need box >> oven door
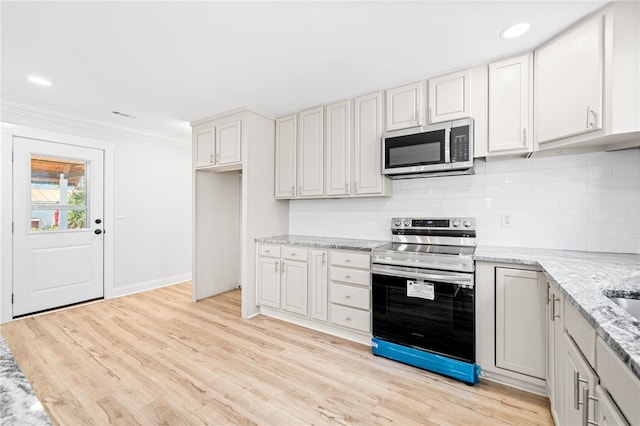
[372,265,475,363]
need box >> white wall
[1,105,192,308]
[290,150,640,254]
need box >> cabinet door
[281,259,308,316]
[194,127,215,167]
[428,69,470,123]
[325,100,351,196]
[309,250,328,321]
[353,92,384,195]
[535,15,603,144]
[488,54,532,153]
[563,333,598,426]
[595,385,629,426]
[495,268,546,379]
[216,120,242,165]
[298,107,324,197]
[546,281,564,425]
[385,81,424,131]
[257,257,280,308]
[275,114,297,198]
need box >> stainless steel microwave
[382,118,474,178]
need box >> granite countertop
[475,246,640,380]
[256,235,387,252]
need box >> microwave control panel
[450,125,469,162]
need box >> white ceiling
[1,1,609,144]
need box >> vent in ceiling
[111,111,136,119]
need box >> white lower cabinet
[475,262,548,395]
[563,332,598,426]
[309,249,328,321]
[595,385,629,426]
[546,280,564,425]
[256,243,372,343]
[329,251,371,334]
[281,258,308,316]
[495,268,546,379]
[256,244,281,308]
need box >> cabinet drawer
[258,244,281,258]
[564,300,596,366]
[596,337,640,426]
[331,251,370,269]
[330,266,370,287]
[330,304,370,333]
[282,246,308,261]
[330,283,370,310]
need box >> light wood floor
[1,283,553,425]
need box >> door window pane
[30,156,87,231]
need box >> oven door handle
[372,266,473,287]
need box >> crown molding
[0,97,191,149]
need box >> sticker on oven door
[407,280,435,300]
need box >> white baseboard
[259,306,372,346]
[112,273,192,298]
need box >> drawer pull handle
[345,275,351,279]
[574,371,588,410]
[291,253,296,256]
[582,387,598,426]
[345,259,351,263]
[344,295,351,299]
[265,250,270,253]
[345,317,351,321]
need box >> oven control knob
[403,219,411,227]
[394,219,402,227]
[452,220,461,227]
[463,220,472,228]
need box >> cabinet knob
[345,259,351,263]
[345,275,351,279]
[345,317,351,321]
[344,295,351,299]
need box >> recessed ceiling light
[500,23,531,39]
[27,75,53,87]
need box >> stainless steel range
[371,217,479,384]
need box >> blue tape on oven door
[407,280,435,300]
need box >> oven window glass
[372,274,475,363]
[384,130,445,169]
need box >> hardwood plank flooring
[1,283,553,425]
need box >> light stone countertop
[255,235,387,252]
[475,246,640,380]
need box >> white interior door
[12,137,104,317]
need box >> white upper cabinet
[194,126,215,168]
[192,117,243,170]
[354,91,387,196]
[535,14,603,144]
[488,54,533,155]
[215,120,242,165]
[385,81,424,131]
[534,1,639,151]
[325,100,352,196]
[275,114,297,198]
[428,69,470,124]
[298,107,324,197]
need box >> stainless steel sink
[608,297,640,321]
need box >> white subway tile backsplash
[289,151,640,254]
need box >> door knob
[94,229,103,235]
[95,219,102,224]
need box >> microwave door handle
[444,128,451,163]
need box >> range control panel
[391,217,475,230]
